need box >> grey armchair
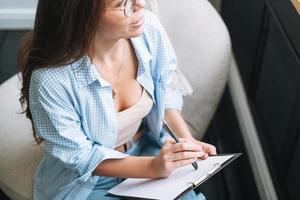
[158,0,231,138]
[0,0,231,199]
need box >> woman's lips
[130,16,144,27]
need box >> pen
[161,119,198,170]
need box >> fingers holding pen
[172,157,198,169]
[161,138,203,162]
[172,151,204,162]
[170,138,206,159]
[192,140,217,158]
[153,138,206,178]
[171,139,203,152]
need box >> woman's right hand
[150,138,205,178]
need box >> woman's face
[98,0,145,40]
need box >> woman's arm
[93,110,215,179]
[92,156,155,178]
[92,138,204,179]
[164,109,194,140]
[92,110,214,179]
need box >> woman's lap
[87,177,121,200]
[87,138,206,200]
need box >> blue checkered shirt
[29,11,184,200]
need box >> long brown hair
[18,0,103,143]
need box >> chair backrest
[158,0,231,138]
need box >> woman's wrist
[149,157,159,178]
[149,154,170,179]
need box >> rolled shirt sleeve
[29,72,128,182]
[165,69,194,111]
[149,12,193,111]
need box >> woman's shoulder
[30,62,75,93]
[144,10,161,29]
[143,10,166,41]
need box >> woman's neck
[91,33,125,68]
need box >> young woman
[18,0,216,199]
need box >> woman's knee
[139,144,161,156]
[181,190,206,200]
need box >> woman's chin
[129,26,145,38]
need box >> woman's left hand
[181,138,217,160]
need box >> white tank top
[115,88,153,148]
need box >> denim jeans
[87,136,206,200]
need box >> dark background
[197,0,300,200]
[0,31,26,84]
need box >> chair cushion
[0,75,43,200]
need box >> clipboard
[107,153,242,200]
[175,153,242,200]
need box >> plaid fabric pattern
[29,11,183,200]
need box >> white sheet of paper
[108,155,234,200]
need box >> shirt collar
[71,35,153,89]
[71,56,99,89]
[130,36,152,64]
